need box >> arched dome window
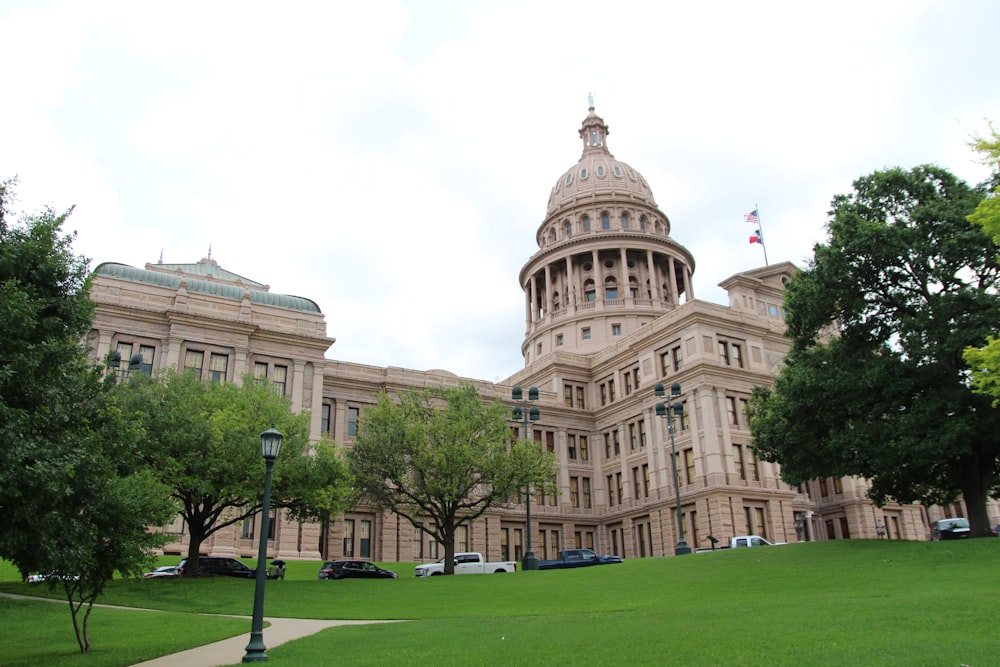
[553,291,560,310]
[584,279,596,302]
[605,276,618,300]
[601,212,610,230]
[621,212,630,229]
[640,215,647,231]
[629,276,639,298]
[597,165,605,176]
[564,221,572,238]
[581,215,591,232]
[549,228,557,244]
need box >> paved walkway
[2,592,398,667]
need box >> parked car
[413,552,516,577]
[537,549,623,570]
[178,556,256,578]
[318,560,398,580]
[931,518,971,541]
[143,565,182,578]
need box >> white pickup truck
[731,535,784,548]
[413,552,517,577]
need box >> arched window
[584,279,596,302]
[629,276,639,298]
[605,277,618,300]
[564,221,572,238]
[639,215,647,231]
[601,212,610,230]
[553,291,561,310]
[581,215,591,232]
[621,212,630,229]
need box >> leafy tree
[350,382,555,574]
[963,122,1000,403]
[116,369,353,574]
[748,165,1000,537]
[0,179,175,652]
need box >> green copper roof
[94,262,322,314]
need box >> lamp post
[511,386,540,571]
[242,424,284,663]
[107,350,144,383]
[655,382,692,556]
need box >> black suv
[318,560,397,580]
[931,518,971,541]
[179,556,256,578]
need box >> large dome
[546,107,657,216]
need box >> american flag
[744,209,760,225]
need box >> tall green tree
[748,165,1000,537]
[116,369,353,574]
[963,122,1000,403]
[0,179,175,652]
[350,383,555,574]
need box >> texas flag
[749,229,763,245]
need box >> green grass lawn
[3,539,999,666]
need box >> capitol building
[89,105,962,564]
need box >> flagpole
[755,203,770,266]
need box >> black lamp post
[242,424,284,663]
[511,386,540,571]
[655,382,692,556]
[108,350,144,382]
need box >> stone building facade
[88,105,990,564]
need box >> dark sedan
[318,560,397,580]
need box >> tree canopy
[748,165,1000,537]
[115,368,354,574]
[350,383,555,574]
[0,179,175,652]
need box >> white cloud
[1,0,997,380]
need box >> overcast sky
[2,1,998,382]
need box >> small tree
[350,382,555,574]
[116,369,353,574]
[0,179,175,652]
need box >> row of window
[320,403,361,437]
[115,340,292,395]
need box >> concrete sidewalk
[1,592,398,667]
[131,616,399,667]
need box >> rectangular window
[839,517,850,539]
[321,403,332,434]
[582,327,591,340]
[660,351,670,377]
[632,467,640,500]
[819,478,829,497]
[185,350,205,376]
[600,383,607,406]
[639,420,647,448]
[748,449,760,482]
[266,509,277,540]
[343,519,355,557]
[642,464,650,498]
[359,520,372,558]
[272,364,288,395]
[613,430,620,455]
[719,340,731,366]
[580,436,589,461]
[457,525,469,552]
[209,353,228,383]
[604,433,612,458]
[629,423,637,450]
[570,477,580,508]
[567,434,577,460]
[615,473,623,506]
[576,386,585,409]
[624,371,632,395]
[254,362,268,382]
[733,444,746,480]
[633,366,640,389]
[608,380,616,402]
[680,402,690,431]
[607,475,615,506]
[833,477,844,494]
[347,407,360,436]
[672,345,683,371]
[726,397,738,425]
[501,528,510,561]
[556,334,564,346]
[612,323,622,336]
[583,477,592,508]
[564,384,573,407]
[241,516,254,540]
[546,431,555,453]
[732,343,744,368]
[136,345,155,376]
[684,449,695,485]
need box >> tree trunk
[959,454,995,537]
[184,516,208,577]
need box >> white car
[143,565,182,578]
